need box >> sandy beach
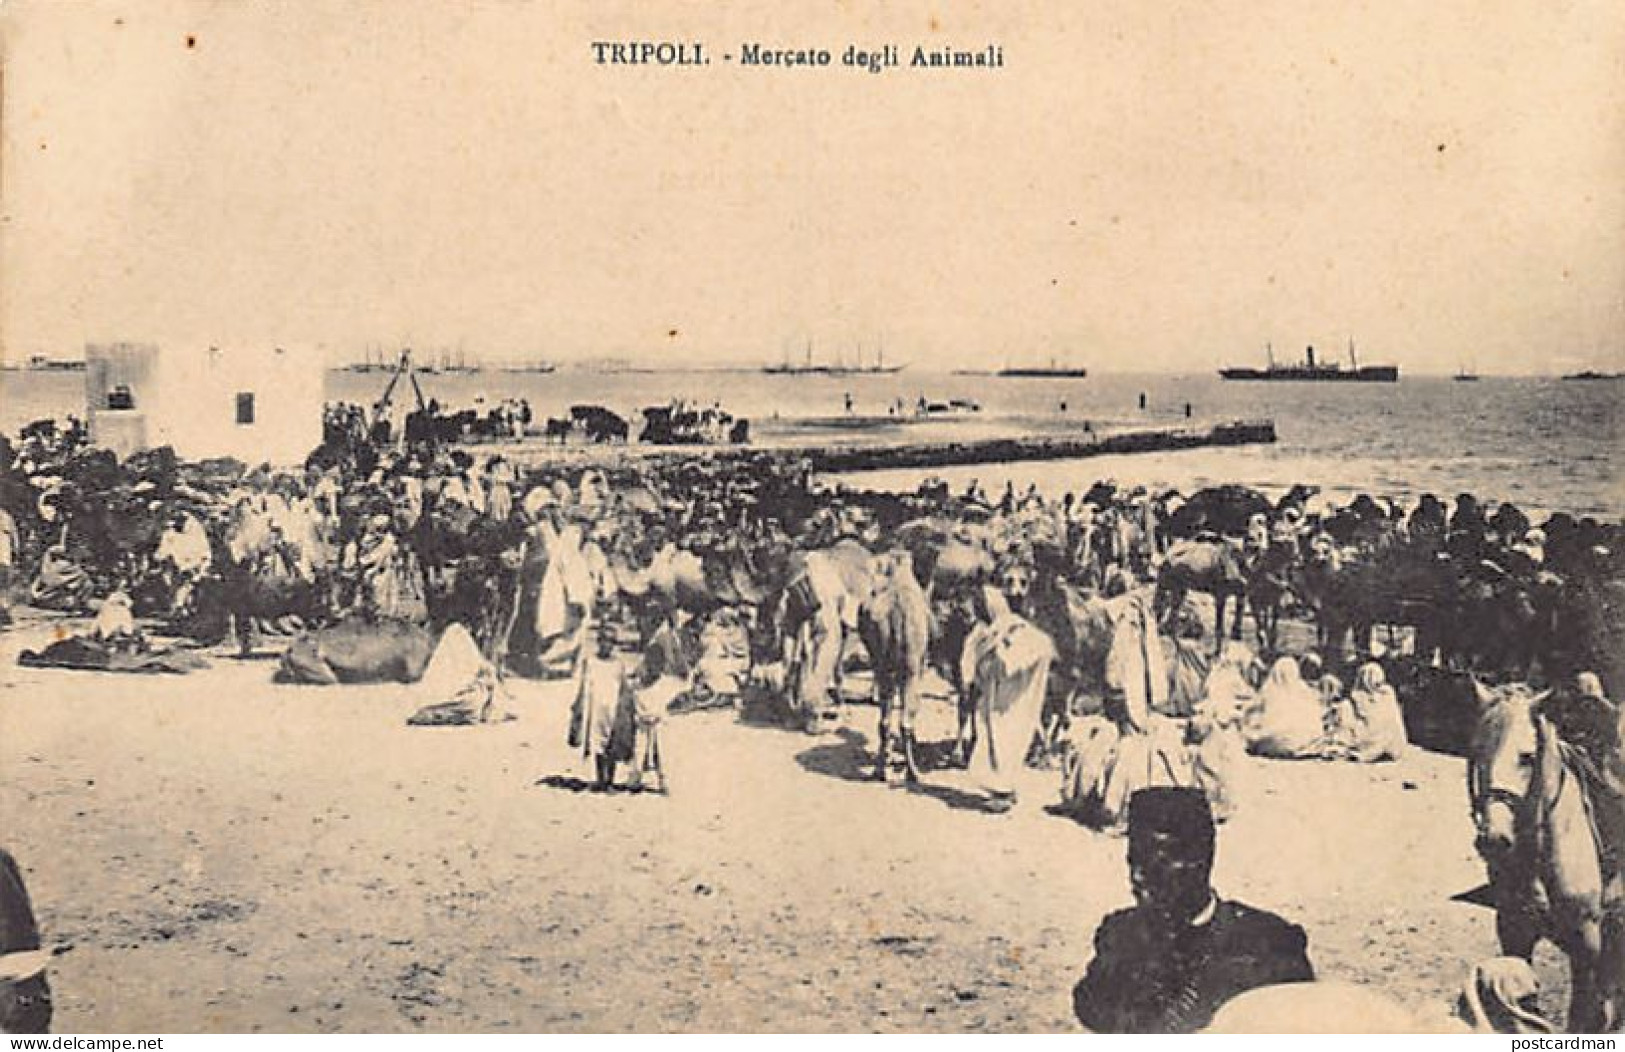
[3,0,1618,1033]
[0,614,1572,1033]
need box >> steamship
[1220,341,1398,382]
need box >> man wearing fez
[1073,787,1314,1033]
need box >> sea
[3,368,1618,520]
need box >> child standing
[569,625,631,790]
[626,645,686,795]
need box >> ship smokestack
[1306,345,1316,368]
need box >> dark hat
[1127,788,1215,848]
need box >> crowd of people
[0,410,1618,790]
[0,410,1620,1032]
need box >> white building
[86,343,325,465]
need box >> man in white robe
[961,586,1055,808]
[155,510,214,613]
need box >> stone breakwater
[494,419,1278,475]
[800,420,1277,474]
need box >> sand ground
[0,617,1571,1033]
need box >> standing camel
[858,550,932,783]
[1153,538,1249,650]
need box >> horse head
[1469,681,1552,863]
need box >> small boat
[916,398,982,416]
[1454,366,1480,382]
[0,354,87,372]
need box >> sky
[2,0,1623,375]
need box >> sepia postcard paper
[0,0,1621,1037]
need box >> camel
[276,616,437,685]
[1154,538,1249,649]
[858,550,932,783]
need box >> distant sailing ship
[422,348,478,375]
[1220,340,1399,382]
[995,355,1088,379]
[497,359,558,374]
[1454,363,1480,382]
[349,346,480,375]
[343,347,395,374]
[578,358,655,374]
[764,340,906,376]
